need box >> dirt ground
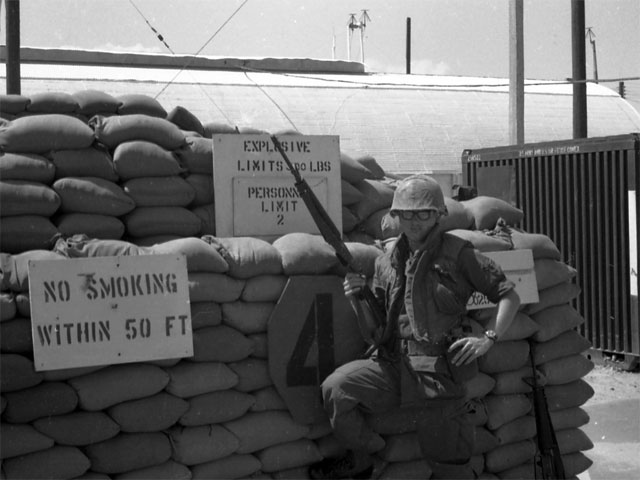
[583,363,640,405]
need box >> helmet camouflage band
[390,174,448,216]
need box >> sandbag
[249,332,268,359]
[525,281,582,315]
[544,379,594,411]
[478,340,529,374]
[203,236,283,278]
[0,152,56,183]
[351,179,396,220]
[124,206,202,237]
[41,365,105,382]
[13,292,29,318]
[533,259,577,290]
[472,310,540,342]
[49,147,119,181]
[0,292,17,322]
[190,301,223,329]
[191,325,254,362]
[340,151,374,183]
[484,394,532,430]
[190,453,262,480]
[464,371,496,399]
[27,92,78,113]
[0,423,54,459]
[379,459,432,480]
[461,196,524,230]
[84,432,172,474]
[55,213,125,239]
[561,451,593,477]
[167,105,206,136]
[510,230,561,260]
[241,274,288,302]
[341,179,364,205]
[53,176,135,215]
[168,424,240,465]
[381,432,421,462]
[175,136,213,173]
[222,301,274,334]
[187,272,245,303]
[223,411,309,454]
[491,365,541,395]
[0,316,32,353]
[0,114,95,153]
[0,94,30,114]
[0,215,60,253]
[361,208,391,239]
[335,242,383,278]
[192,203,216,235]
[32,411,120,446]
[122,176,195,207]
[90,114,185,150]
[67,363,169,411]
[532,329,592,365]
[538,354,594,385]
[492,414,537,445]
[0,250,63,292]
[556,427,593,454]
[0,354,43,393]
[440,197,475,231]
[484,439,536,473]
[251,386,287,412]
[258,439,323,473]
[53,234,149,257]
[147,237,228,273]
[531,304,585,342]
[448,229,513,252]
[165,361,238,398]
[107,392,189,432]
[117,94,167,118]
[71,89,120,116]
[179,389,255,426]
[112,140,185,180]
[184,173,214,206]
[228,358,273,392]
[2,445,90,479]
[549,407,590,431]
[273,233,339,275]
[113,460,192,480]
[473,426,501,455]
[0,180,61,216]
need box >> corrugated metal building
[2,48,640,182]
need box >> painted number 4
[286,293,335,386]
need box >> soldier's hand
[343,273,366,297]
[448,336,493,366]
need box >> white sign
[213,134,342,239]
[28,255,193,371]
[467,249,539,310]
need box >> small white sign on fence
[28,255,193,371]
[466,249,539,310]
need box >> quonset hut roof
[2,48,639,176]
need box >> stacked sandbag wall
[1,92,396,254]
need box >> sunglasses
[392,210,437,221]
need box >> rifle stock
[270,135,390,347]
[527,341,566,479]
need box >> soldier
[310,175,521,479]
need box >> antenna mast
[347,10,371,63]
[586,27,598,83]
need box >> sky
[1,0,639,110]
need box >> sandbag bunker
[1,91,594,479]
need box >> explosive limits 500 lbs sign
[28,255,193,371]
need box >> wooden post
[5,0,21,94]
[509,0,524,145]
[406,17,411,75]
[572,0,588,138]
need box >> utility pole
[5,0,21,94]
[571,0,587,139]
[586,27,598,83]
[509,0,525,145]
[347,10,371,64]
[406,17,411,74]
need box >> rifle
[270,135,390,350]
[527,340,566,479]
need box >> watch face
[485,330,498,342]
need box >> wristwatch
[484,330,499,343]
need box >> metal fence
[462,134,640,361]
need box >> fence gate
[462,134,640,367]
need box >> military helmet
[390,174,448,216]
